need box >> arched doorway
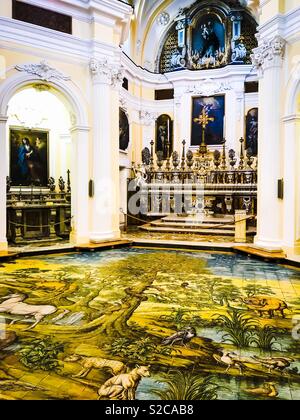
[0,72,90,250]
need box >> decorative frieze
[15,60,70,82]
[139,110,158,126]
[185,79,232,96]
[251,35,286,76]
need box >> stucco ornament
[15,61,70,82]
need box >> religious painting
[190,14,226,70]
[119,109,130,151]
[191,96,225,146]
[245,108,258,156]
[10,128,49,187]
[156,114,173,159]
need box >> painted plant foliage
[0,249,299,400]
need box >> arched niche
[155,114,173,159]
[119,108,130,151]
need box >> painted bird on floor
[245,382,278,398]
[213,351,245,375]
[162,326,197,347]
[251,356,294,374]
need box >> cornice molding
[257,7,300,43]
[282,114,300,123]
[119,89,174,124]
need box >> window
[12,0,72,34]
[122,78,129,91]
[155,89,174,100]
[245,82,259,93]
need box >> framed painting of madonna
[10,127,49,187]
[191,95,225,146]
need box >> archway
[283,80,300,249]
[0,71,90,250]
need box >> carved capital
[111,65,125,89]
[15,61,70,82]
[89,58,124,88]
[251,35,286,76]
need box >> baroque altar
[131,137,257,237]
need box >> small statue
[58,176,66,192]
[132,163,147,189]
[170,46,187,69]
[48,177,56,192]
[142,147,151,166]
[231,37,247,63]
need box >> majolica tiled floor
[0,248,299,400]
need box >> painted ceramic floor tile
[0,248,299,400]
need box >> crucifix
[194,108,215,154]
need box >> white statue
[132,164,147,188]
[171,46,187,68]
[231,38,247,62]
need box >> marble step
[150,221,235,230]
[162,216,234,224]
[140,224,236,235]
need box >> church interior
[0,0,300,401]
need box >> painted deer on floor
[0,294,57,330]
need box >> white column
[0,116,8,250]
[69,125,90,245]
[252,36,286,250]
[119,167,129,228]
[233,84,246,151]
[173,87,185,151]
[283,115,300,250]
[181,93,192,149]
[89,58,122,243]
